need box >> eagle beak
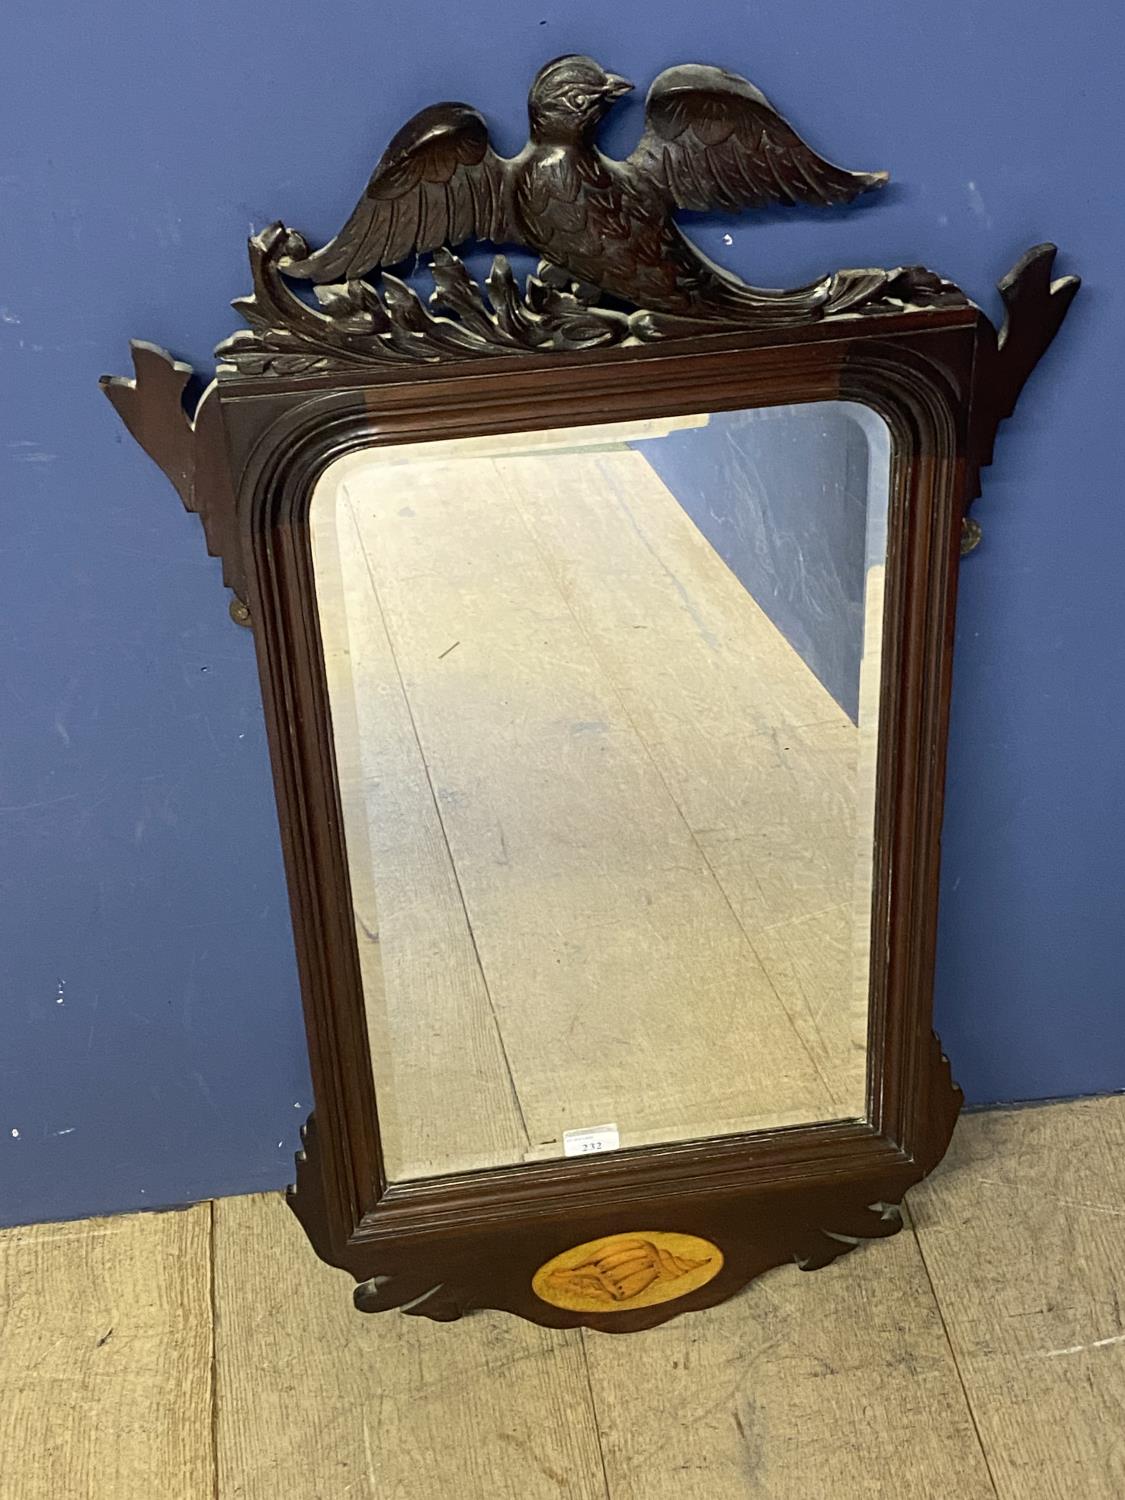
[602,74,635,98]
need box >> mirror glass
[311,402,891,1182]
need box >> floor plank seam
[579,1331,615,1500]
[348,490,533,1155]
[908,1213,1002,1499]
[209,1199,221,1500]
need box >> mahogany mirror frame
[101,56,1078,1332]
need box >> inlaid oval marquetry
[532,1231,723,1312]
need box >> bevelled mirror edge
[310,403,889,1182]
[99,50,1078,1331]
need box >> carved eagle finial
[277,55,887,322]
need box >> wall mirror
[312,403,889,1182]
[103,54,1077,1331]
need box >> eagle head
[528,54,634,142]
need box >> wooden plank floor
[0,1205,213,1500]
[313,431,879,1180]
[2,1095,1123,1497]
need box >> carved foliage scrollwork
[216,225,641,375]
[214,223,966,377]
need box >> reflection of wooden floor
[313,436,876,1181]
[7,1098,1125,1498]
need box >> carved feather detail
[628,65,886,212]
[274,53,887,319]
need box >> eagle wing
[280,102,516,281]
[627,65,886,213]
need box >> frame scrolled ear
[964,244,1081,527]
[100,341,248,613]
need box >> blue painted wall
[633,404,883,720]
[1,1,1119,1226]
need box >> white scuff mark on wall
[53,1127,76,1136]
[56,980,66,1004]
[9,448,57,463]
[10,1128,20,1139]
[722,233,733,245]
[0,307,19,324]
[154,210,184,248]
[966,180,992,227]
[191,1072,219,1113]
[53,679,77,749]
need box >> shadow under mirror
[310,401,891,1183]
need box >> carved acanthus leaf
[214,223,966,377]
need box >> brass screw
[229,595,252,627]
[960,517,982,556]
